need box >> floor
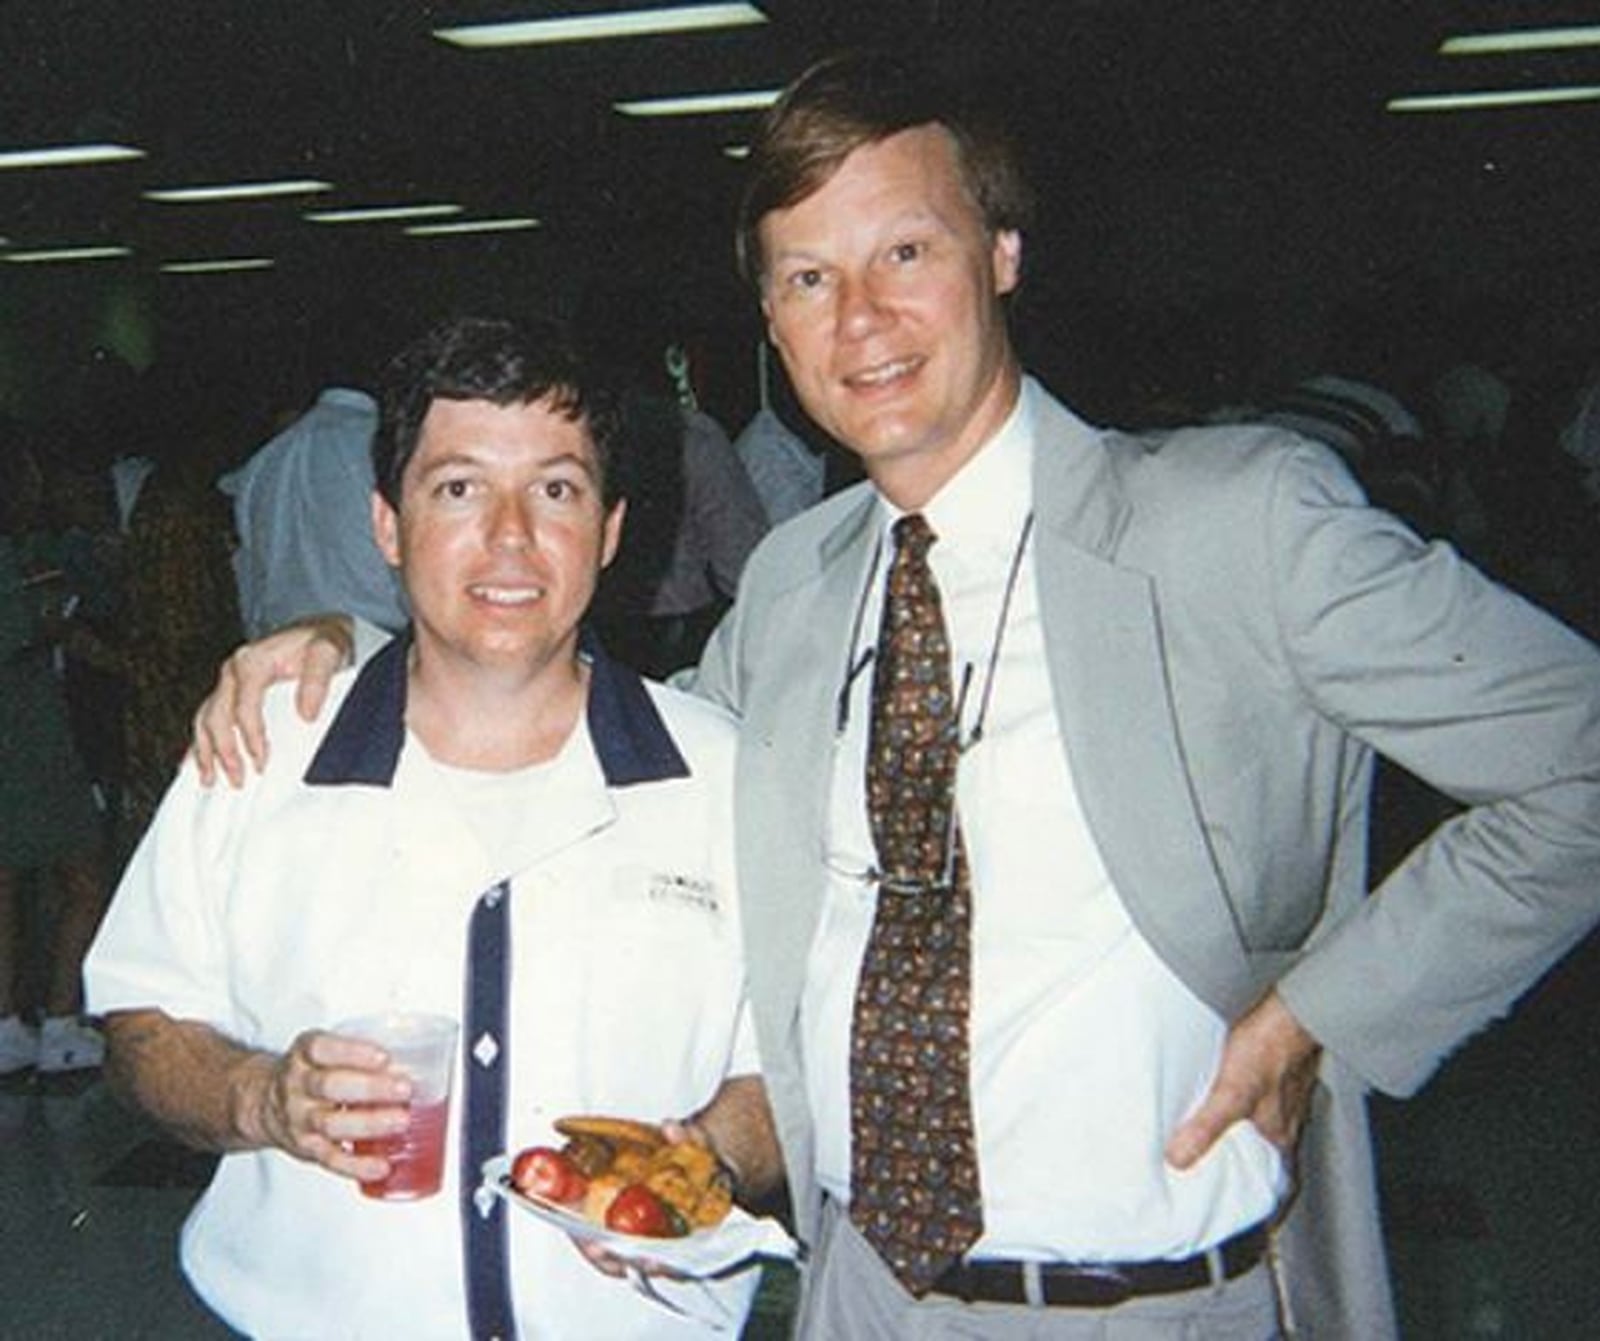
[1372,935,1600,1340]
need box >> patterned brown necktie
[849,513,983,1295]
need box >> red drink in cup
[353,1097,451,1200]
[336,1012,459,1202]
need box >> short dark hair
[373,314,629,509]
[735,49,1034,287]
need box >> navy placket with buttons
[462,878,514,1340]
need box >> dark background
[4,1,1598,441]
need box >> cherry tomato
[604,1183,688,1238]
[511,1146,589,1205]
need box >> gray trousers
[795,1200,1283,1340]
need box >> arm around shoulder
[191,612,369,786]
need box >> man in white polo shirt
[86,315,776,1340]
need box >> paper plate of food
[483,1115,797,1277]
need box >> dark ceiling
[3,1,1599,420]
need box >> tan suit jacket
[691,383,1600,1337]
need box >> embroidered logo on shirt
[643,871,720,914]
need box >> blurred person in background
[219,328,408,640]
[0,427,112,1074]
[115,366,245,846]
[583,287,770,677]
[38,425,130,843]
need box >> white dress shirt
[802,378,1285,1262]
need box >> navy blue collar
[304,630,690,788]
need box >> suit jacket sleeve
[1259,443,1600,1095]
[684,520,778,715]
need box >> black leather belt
[928,1223,1270,1307]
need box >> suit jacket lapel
[749,488,881,1033]
[1031,395,1252,1015]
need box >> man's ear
[371,490,401,568]
[992,228,1022,297]
[600,498,627,570]
[759,288,781,349]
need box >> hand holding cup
[333,1012,460,1201]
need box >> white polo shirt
[86,639,760,1340]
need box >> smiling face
[758,125,1022,509]
[373,395,623,687]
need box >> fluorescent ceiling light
[722,144,750,159]
[145,179,332,203]
[4,245,133,264]
[0,142,145,170]
[1441,25,1600,56]
[404,216,541,237]
[436,3,765,48]
[1387,85,1600,112]
[161,258,276,274]
[615,88,780,117]
[305,203,464,224]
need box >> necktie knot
[893,512,936,561]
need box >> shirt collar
[315,386,377,413]
[304,629,689,789]
[878,376,1037,554]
